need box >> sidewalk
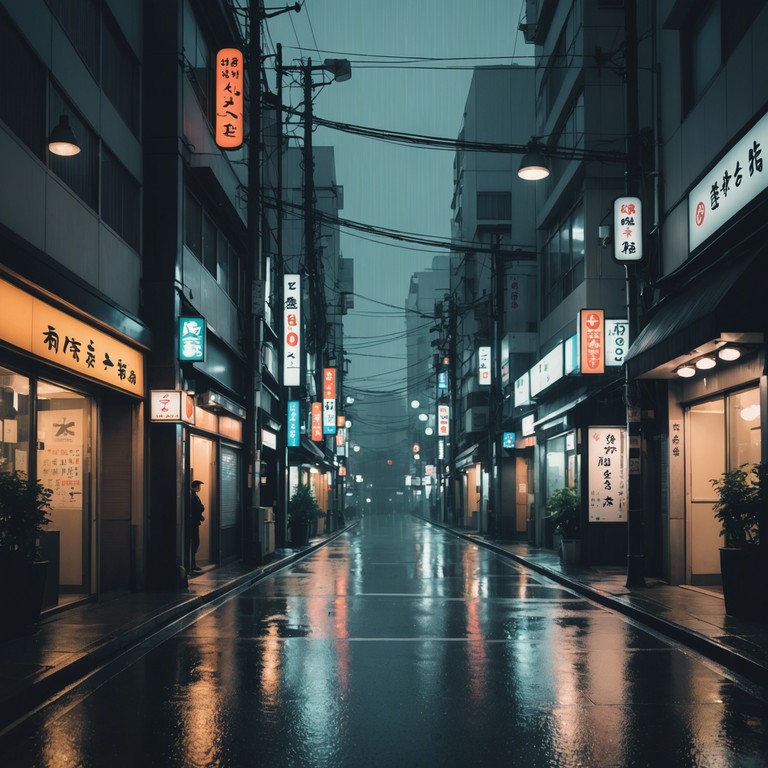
[444,525,768,690]
[2,520,767,737]
[0,529,349,735]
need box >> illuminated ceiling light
[695,356,716,370]
[517,140,550,180]
[676,364,696,378]
[48,114,81,156]
[740,404,760,422]
[410,400,420,409]
[418,413,428,422]
[718,346,741,361]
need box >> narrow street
[2,515,767,768]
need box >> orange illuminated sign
[579,309,605,374]
[215,48,243,149]
[311,402,323,441]
[0,277,144,396]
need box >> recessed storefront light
[718,347,741,361]
[695,356,716,370]
[676,364,696,378]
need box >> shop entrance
[36,381,93,601]
[686,388,761,585]
[190,434,214,567]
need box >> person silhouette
[190,480,205,572]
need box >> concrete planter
[561,540,581,565]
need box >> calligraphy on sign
[588,427,627,522]
[179,317,206,362]
[311,402,323,442]
[688,109,767,252]
[478,346,491,386]
[579,309,605,374]
[613,197,643,262]
[0,278,144,396]
[287,400,300,447]
[283,275,301,386]
[438,404,450,436]
[215,48,243,149]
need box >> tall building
[449,65,537,537]
[405,256,449,517]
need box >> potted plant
[0,470,53,632]
[710,462,765,620]
[288,483,321,547]
[547,487,581,564]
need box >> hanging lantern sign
[613,196,643,262]
[215,48,243,149]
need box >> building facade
[0,0,150,604]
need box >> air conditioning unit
[466,406,489,433]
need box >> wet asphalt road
[2,514,768,768]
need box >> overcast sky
[263,1,529,408]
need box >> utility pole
[246,0,264,519]
[624,0,646,587]
[488,234,504,539]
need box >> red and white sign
[311,401,323,441]
[579,309,605,374]
[438,404,450,436]
[613,196,642,262]
[215,49,243,149]
[283,274,301,386]
[689,109,768,252]
[478,346,491,386]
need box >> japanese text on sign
[283,275,301,386]
[579,309,605,374]
[588,427,627,522]
[613,197,643,262]
[689,109,767,252]
[215,48,243,149]
[179,317,206,361]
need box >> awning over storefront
[454,443,479,470]
[625,253,764,379]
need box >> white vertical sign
[478,346,491,386]
[588,426,627,522]
[438,404,450,436]
[283,274,301,386]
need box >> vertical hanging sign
[613,197,643,262]
[478,346,491,386]
[579,309,605,374]
[215,49,243,149]
[287,400,300,447]
[179,317,206,362]
[311,402,323,441]
[283,274,301,386]
[588,427,627,522]
[323,368,337,435]
[437,404,450,436]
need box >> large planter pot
[561,539,582,565]
[289,520,310,547]
[0,558,49,634]
[552,532,563,559]
[720,547,767,620]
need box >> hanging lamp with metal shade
[48,114,81,156]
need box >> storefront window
[728,388,761,468]
[0,367,31,474]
